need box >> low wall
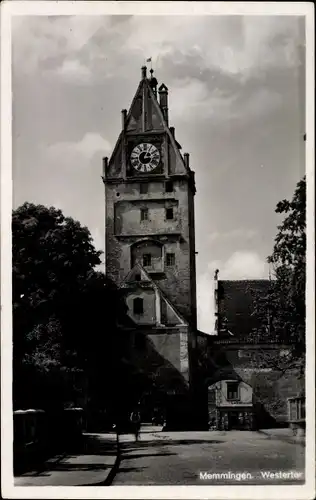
[13,408,84,475]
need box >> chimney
[121,109,127,130]
[141,66,147,79]
[158,84,169,124]
[170,126,175,138]
[184,152,190,169]
[102,157,108,179]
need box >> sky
[12,14,306,334]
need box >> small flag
[146,57,152,62]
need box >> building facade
[103,66,199,428]
[202,273,304,430]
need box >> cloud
[12,16,115,79]
[208,228,258,243]
[208,251,268,280]
[46,133,111,165]
[169,76,237,122]
[123,15,302,79]
[54,59,93,83]
[12,15,303,84]
[197,250,268,334]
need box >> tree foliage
[12,203,127,411]
[250,177,306,374]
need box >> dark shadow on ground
[119,451,176,460]
[121,438,223,450]
[116,466,147,473]
[16,434,117,478]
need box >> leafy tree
[12,203,124,411]
[12,202,180,424]
[249,177,306,375]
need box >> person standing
[130,410,141,442]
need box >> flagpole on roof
[146,57,152,70]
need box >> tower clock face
[130,143,160,173]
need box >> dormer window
[143,254,151,267]
[133,297,144,315]
[226,382,239,401]
[135,273,141,281]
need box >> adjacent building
[203,273,304,430]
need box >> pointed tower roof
[106,65,192,178]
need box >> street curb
[103,433,121,486]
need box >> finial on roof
[141,66,147,79]
[148,67,158,96]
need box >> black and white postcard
[1,2,314,499]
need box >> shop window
[133,297,143,315]
[226,382,239,401]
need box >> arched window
[131,239,164,272]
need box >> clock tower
[103,66,198,428]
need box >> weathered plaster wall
[205,341,304,425]
[126,326,190,388]
[115,199,180,236]
[208,380,253,406]
[106,178,195,323]
[125,289,156,325]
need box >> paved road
[15,433,118,486]
[113,426,305,485]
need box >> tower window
[143,254,151,267]
[165,181,173,193]
[166,207,174,220]
[140,208,148,221]
[133,297,144,315]
[140,183,148,194]
[166,253,175,266]
[226,382,239,401]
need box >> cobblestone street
[113,425,305,485]
[14,426,305,486]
